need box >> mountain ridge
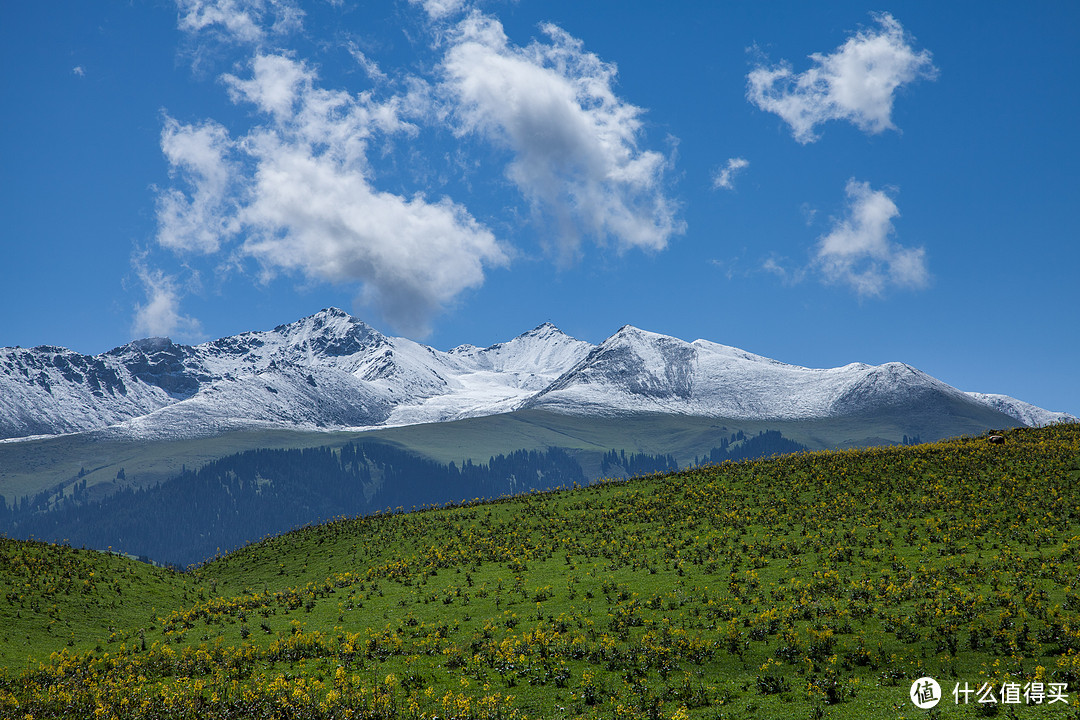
[0,307,1073,441]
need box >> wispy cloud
[712,157,749,190]
[747,13,936,143]
[410,0,467,22]
[72,66,86,77]
[156,117,238,254]
[813,179,928,296]
[436,11,683,261]
[131,261,203,340]
[347,43,388,84]
[761,255,807,286]
[176,0,303,45]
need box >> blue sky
[1,0,1078,415]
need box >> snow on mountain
[0,343,175,438]
[964,392,1078,428]
[0,309,1070,441]
[196,308,454,404]
[383,322,594,425]
[449,323,592,378]
[0,310,594,439]
[524,325,1014,424]
[104,363,390,441]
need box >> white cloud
[761,256,784,277]
[813,179,928,296]
[131,263,203,340]
[747,13,936,143]
[347,43,388,84]
[157,52,507,336]
[410,0,468,22]
[438,12,683,260]
[157,117,239,254]
[713,157,749,190]
[223,52,311,120]
[237,132,507,336]
[160,2,682,336]
[176,0,303,44]
[759,255,807,286]
[72,66,85,77]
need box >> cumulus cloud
[438,12,683,260]
[713,157,749,190]
[813,179,928,296]
[176,0,303,44]
[131,263,203,340]
[748,13,936,143]
[157,0,682,336]
[157,52,507,336]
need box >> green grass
[0,538,196,668]
[2,423,1078,719]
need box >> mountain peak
[600,325,685,351]
[276,307,360,331]
[279,308,376,336]
[227,308,386,366]
[0,308,1066,442]
[609,324,667,339]
[314,306,350,319]
[441,321,591,380]
[131,337,176,353]
[106,336,190,364]
[519,321,567,340]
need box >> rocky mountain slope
[0,308,1073,441]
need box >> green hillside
[2,423,1079,719]
[0,407,1018,510]
[0,427,362,508]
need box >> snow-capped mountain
[0,341,176,438]
[0,309,593,440]
[0,308,1072,441]
[522,325,1051,428]
[384,321,594,426]
[963,393,1076,429]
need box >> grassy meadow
[2,423,1080,719]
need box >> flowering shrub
[2,423,1079,718]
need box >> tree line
[0,430,807,568]
[0,442,585,568]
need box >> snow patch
[0,310,1071,441]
